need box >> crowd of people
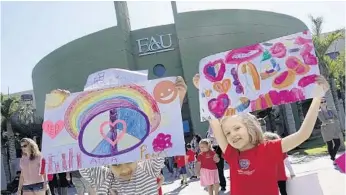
[15,73,336,195]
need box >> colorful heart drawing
[203,59,226,82]
[99,120,127,146]
[208,94,230,118]
[213,79,231,93]
[42,120,65,139]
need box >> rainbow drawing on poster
[199,31,321,121]
[41,77,185,174]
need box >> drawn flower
[152,133,173,152]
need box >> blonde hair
[220,113,264,146]
[199,138,212,150]
[263,132,280,140]
[20,138,41,160]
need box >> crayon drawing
[199,31,321,121]
[41,77,185,174]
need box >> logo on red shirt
[239,159,250,169]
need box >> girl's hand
[213,154,220,163]
[50,89,71,96]
[192,74,200,89]
[313,75,330,96]
[175,76,187,107]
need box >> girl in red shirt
[192,73,329,195]
[196,139,220,195]
[175,155,188,186]
[186,144,197,179]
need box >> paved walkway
[66,154,345,195]
[161,155,345,195]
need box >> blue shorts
[22,182,45,192]
[179,166,187,174]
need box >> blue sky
[1,1,345,93]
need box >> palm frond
[309,15,323,37]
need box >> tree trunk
[283,104,297,135]
[6,120,17,181]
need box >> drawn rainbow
[64,85,160,140]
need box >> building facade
[32,2,311,136]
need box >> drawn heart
[99,120,127,146]
[204,89,212,97]
[42,120,65,139]
[302,52,318,65]
[213,79,231,93]
[203,59,226,82]
[208,94,230,118]
[270,42,286,58]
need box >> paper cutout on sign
[199,31,321,121]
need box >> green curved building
[32,2,308,136]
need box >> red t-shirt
[197,150,217,170]
[277,153,288,181]
[187,150,195,162]
[175,156,186,168]
[157,177,162,195]
[223,140,283,195]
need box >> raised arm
[142,157,165,178]
[209,119,228,153]
[192,73,228,152]
[175,76,187,108]
[281,76,329,152]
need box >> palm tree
[1,93,36,181]
[310,16,345,148]
[1,94,20,181]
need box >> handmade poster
[335,152,346,173]
[286,173,324,195]
[41,77,185,174]
[198,31,322,121]
[84,68,148,90]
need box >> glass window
[153,64,166,77]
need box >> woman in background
[17,138,47,195]
[318,98,342,164]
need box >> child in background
[264,132,296,195]
[175,155,188,186]
[193,73,329,195]
[157,173,164,195]
[186,144,198,179]
[196,139,220,195]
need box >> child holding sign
[63,76,187,195]
[193,73,329,195]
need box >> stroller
[1,171,20,195]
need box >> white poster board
[42,77,185,174]
[286,173,324,195]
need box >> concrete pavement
[65,154,345,194]
[161,155,345,195]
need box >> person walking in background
[207,126,226,191]
[17,138,47,195]
[264,132,296,195]
[196,139,220,195]
[190,134,202,156]
[175,155,188,186]
[186,144,197,179]
[318,97,342,165]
